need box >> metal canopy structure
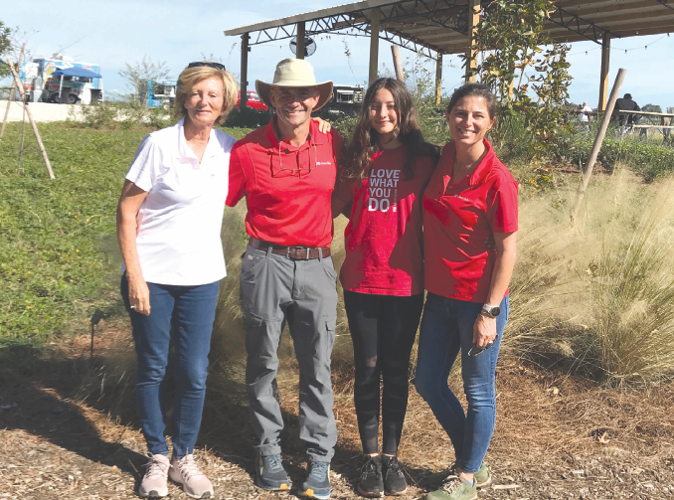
[225,0,674,110]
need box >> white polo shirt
[123,118,235,286]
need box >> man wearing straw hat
[227,58,341,500]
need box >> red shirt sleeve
[226,142,247,207]
[487,175,518,233]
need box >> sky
[3,0,673,110]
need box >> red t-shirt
[335,145,435,296]
[423,139,518,302]
[227,117,343,247]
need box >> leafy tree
[0,21,11,79]
[119,55,171,106]
[462,0,573,159]
[641,104,662,113]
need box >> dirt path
[0,100,83,123]
[1,324,673,499]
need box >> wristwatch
[480,303,501,318]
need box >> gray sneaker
[169,454,214,499]
[255,453,290,491]
[301,460,331,499]
[139,453,170,498]
[428,462,491,489]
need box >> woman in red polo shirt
[333,77,438,497]
[415,84,518,500]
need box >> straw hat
[256,58,333,111]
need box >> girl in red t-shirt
[416,84,518,500]
[332,78,438,497]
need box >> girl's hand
[313,116,332,134]
[127,276,151,316]
[473,314,497,348]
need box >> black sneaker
[301,460,331,499]
[357,455,384,498]
[255,454,290,491]
[382,455,407,496]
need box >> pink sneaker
[169,454,214,499]
[139,453,170,498]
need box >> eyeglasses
[467,335,499,357]
[271,142,317,178]
[187,61,226,71]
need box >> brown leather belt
[249,237,331,260]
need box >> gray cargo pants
[240,244,338,462]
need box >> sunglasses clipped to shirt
[187,61,226,71]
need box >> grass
[0,121,250,349]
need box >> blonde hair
[175,66,238,124]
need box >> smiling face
[269,86,320,130]
[446,95,496,148]
[369,88,399,142]
[183,76,225,127]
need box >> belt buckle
[285,246,305,260]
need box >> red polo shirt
[227,117,343,247]
[335,146,435,296]
[423,139,518,302]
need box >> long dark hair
[342,78,439,181]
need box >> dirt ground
[1,322,674,500]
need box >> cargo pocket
[325,316,336,357]
[240,247,268,282]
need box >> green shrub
[224,107,273,129]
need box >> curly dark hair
[342,78,439,181]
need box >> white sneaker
[139,453,170,498]
[169,454,214,499]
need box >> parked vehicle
[146,80,177,108]
[236,90,268,111]
[326,85,364,116]
[20,56,103,104]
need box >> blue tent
[52,67,102,79]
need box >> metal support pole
[435,53,443,105]
[465,0,480,83]
[296,22,306,59]
[368,8,381,87]
[240,33,249,111]
[598,33,611,111]
[391,45,404,82]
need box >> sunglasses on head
[187,61,226,71]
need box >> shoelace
[264,454,284,473]
[441,474,463,493]
[308,461,329,480]
[384,457,403,478]
[360,457,382,480]
[176,454,205,482]
[145,455,170,479]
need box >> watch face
[490,306,501,317]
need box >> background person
[578,101,592,131]
[117,61,237,499]
[615,93,641,134]
[415,84,518,500]
[332,77,438,497]
[226,58,342,500]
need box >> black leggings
[344,290,424,455]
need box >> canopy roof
[52,67,102,79]
[225,0,674,56]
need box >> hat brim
[256,80,333,112]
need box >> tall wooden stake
[7,58,55,180]
[435,53,443,105]
[1,44,25,139]
[368,8,381,87]
[296,22,306,60]
[391,45,404,82]
[570,68,626,224]
[240,33,249,111]
[465,0,480,83]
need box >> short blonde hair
[175,66,238,125]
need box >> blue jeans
[121,274,219,458]
[414,293,509,473]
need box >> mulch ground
[1,322,674,500]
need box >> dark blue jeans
[121,274,219,458]
[414,293,509,473]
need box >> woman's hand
[473,314,497,348]
[127,275,151,316]
[313,116,332,134]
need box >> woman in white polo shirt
[116,62,237,499]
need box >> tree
[462,0,573,159]
[119,55,171,106]
[0,21,11,79]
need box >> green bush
[224,107,273,129]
